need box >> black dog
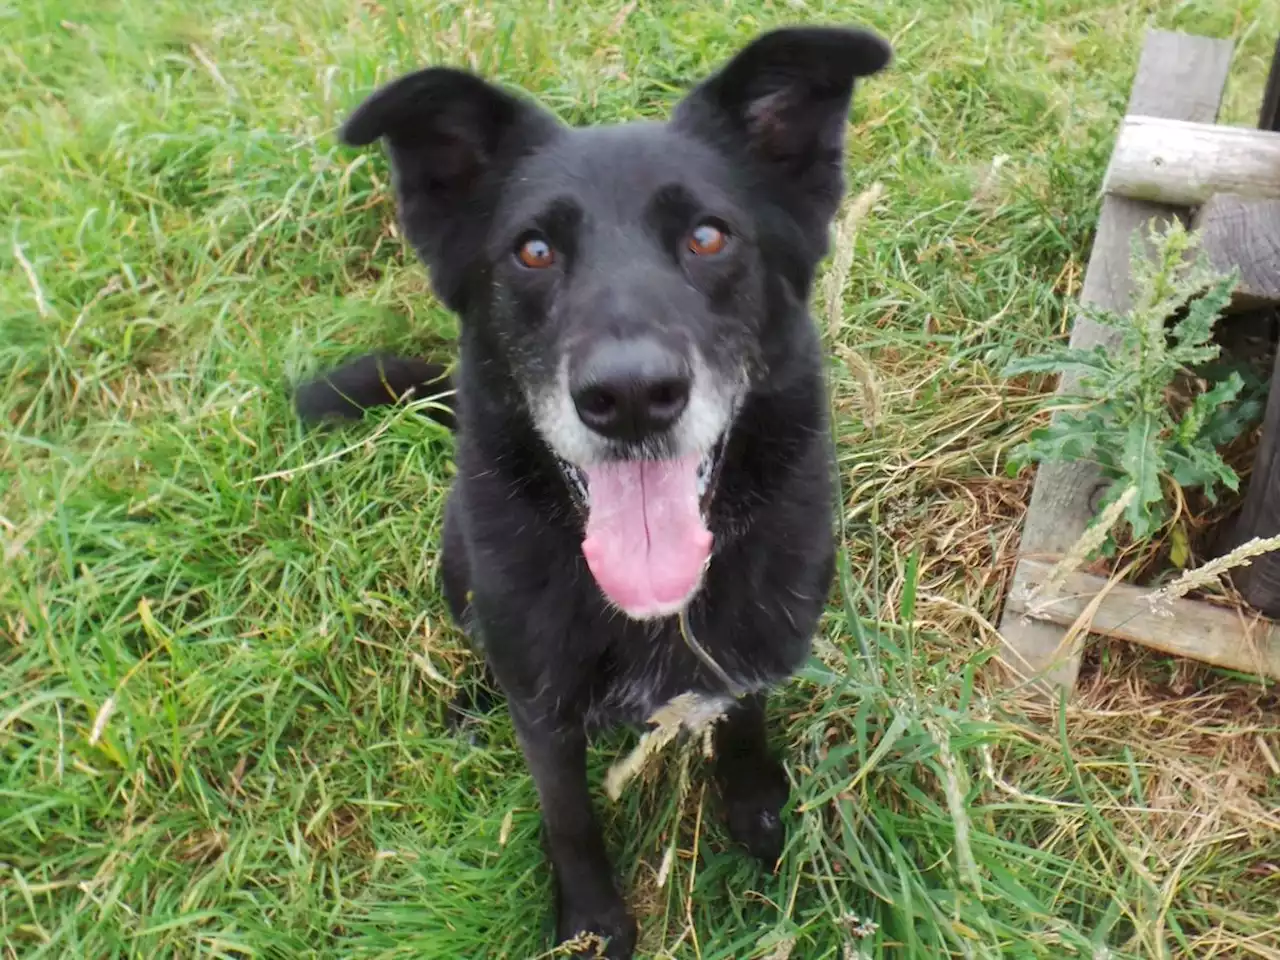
[297,26,890,958]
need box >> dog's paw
[720,757,789,868]
[556,900,636,959]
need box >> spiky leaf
[1170,272,1239,349]
[1120,414,1163,512]
[1002,345,1117,380]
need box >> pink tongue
[580,456,713,618]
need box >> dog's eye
[516,235,556,269]
[687,222,728,257]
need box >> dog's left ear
[674,27,891,226]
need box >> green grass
[4,1,1280,957]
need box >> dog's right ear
[342,69,560,311]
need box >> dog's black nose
[571,337,691,442]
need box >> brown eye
[688,222,728,256]
[516,235,555,269]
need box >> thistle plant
[1005,220,1260,543]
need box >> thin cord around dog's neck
[678,609,748,699]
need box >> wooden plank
[998,30,1234,692]
[1227,311,1280,615]
[1207,34,1280,610]
[1007,559,1280,681]
[1193,195,1280,308]
[1104,117,1280,206]
[1260,35,1280,132]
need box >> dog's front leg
[512,710,637,958]
[713,694,789,868]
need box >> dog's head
[343,27,891,619]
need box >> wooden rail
[1104,117,1280,207]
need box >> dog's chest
[580,619,765,731]
[586,676,735,733]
